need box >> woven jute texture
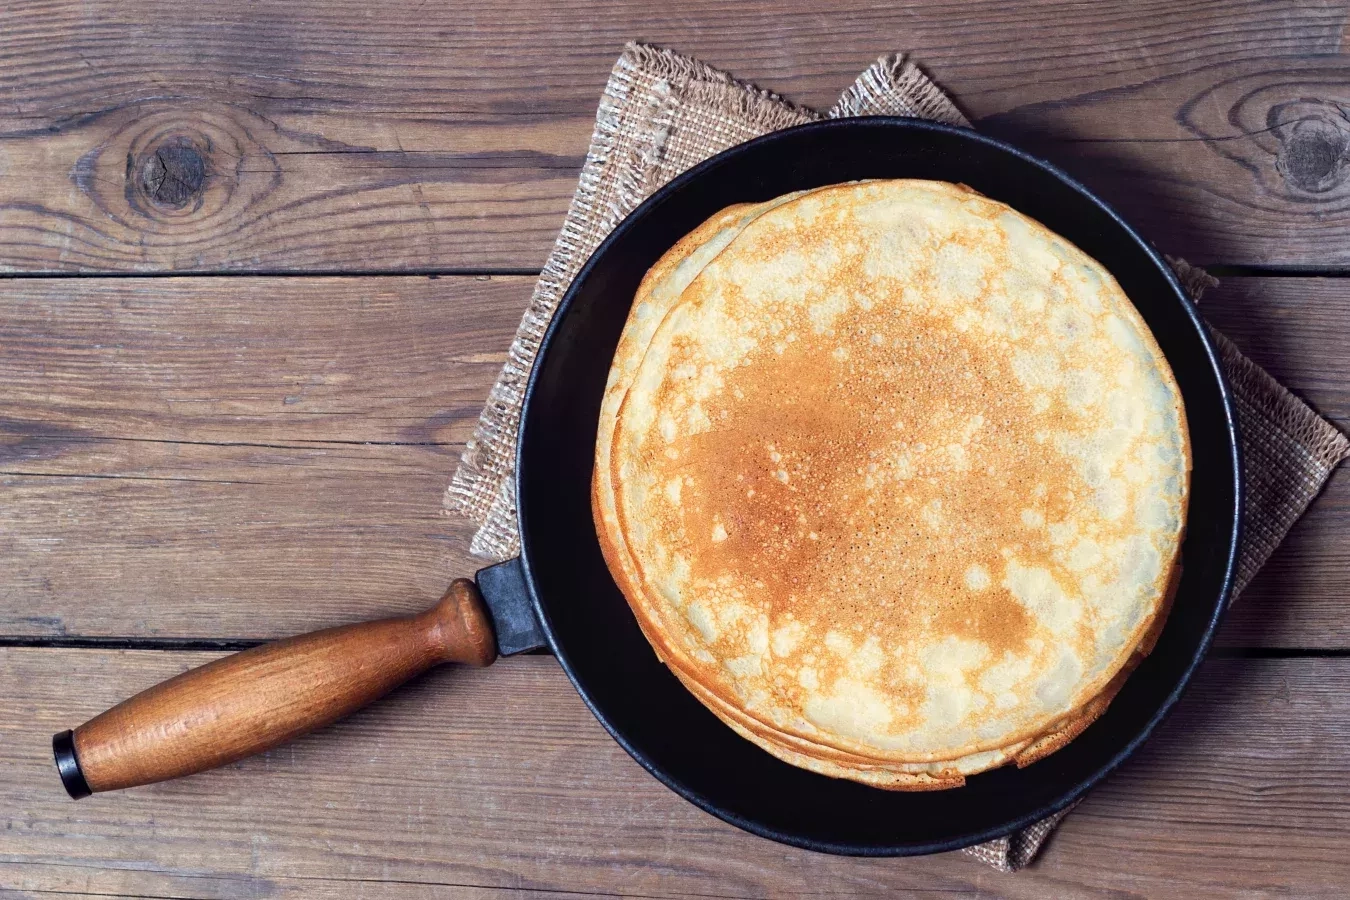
[447,43,1350,871]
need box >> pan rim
[514,116,1243,856]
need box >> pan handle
[53,580,497,798]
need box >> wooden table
[3,3,1348,897]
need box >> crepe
[593,180,1190,788]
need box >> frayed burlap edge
[962,802,1081,872]
[830,53,969,125]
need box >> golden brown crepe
[593,180,1190,788]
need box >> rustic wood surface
[3,1,1350,272]
[4,651,1349,899]
[2,1,1348,897]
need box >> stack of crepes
[592,180,1190,789]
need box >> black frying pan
[515,117,1241,855]
[56,118,1241,856]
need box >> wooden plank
[3,650,1347,898]
[0,442,489,640]
[0,865,586,900]
[1,274,1345,644]
[0,275,530,445]
[0,275,528,639]
[1,1,1348,272]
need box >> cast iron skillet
[55,117,1241,856]
[514,117,1241,855]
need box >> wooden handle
[54,579,496,797]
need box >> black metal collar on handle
[475,558,547,657]
[53,729,91,799]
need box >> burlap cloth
[447,43,1350,871]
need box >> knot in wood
[1272,106,1350,194]
[137,138,207,209]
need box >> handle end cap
[53,730,91,799]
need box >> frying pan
[55,118,1242,856]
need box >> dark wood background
[2,2,1348,897]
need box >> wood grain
[1,1,1348,272]
[1,274,1345,645]
[0,275,530,444]
[0,441,491,640]
[4,649,1348,898]
[0,275,530,639]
